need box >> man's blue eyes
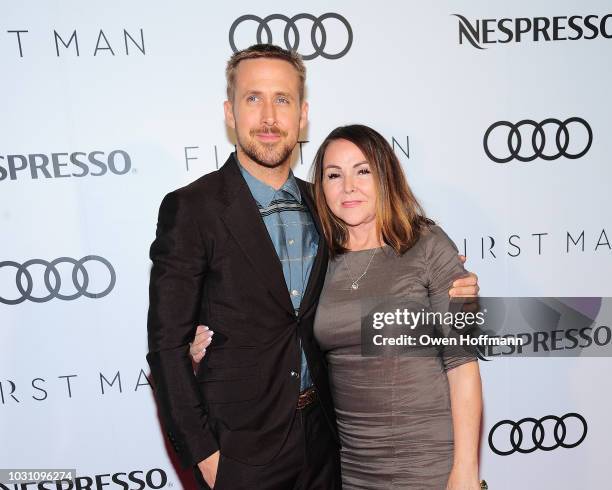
[247,96,289,103]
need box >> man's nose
[261,99,276,125]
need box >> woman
[191,125,482,489]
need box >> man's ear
[224,100,235,129]
[299,100,309,132]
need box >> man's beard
[237,126,296,169]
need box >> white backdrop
[2,1,611,488]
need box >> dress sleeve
[424,225,478,371]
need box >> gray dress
[313,225,477,489]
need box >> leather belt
[297,387,317,410]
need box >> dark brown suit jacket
[147,154,338,468]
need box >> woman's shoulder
[416,223,459,255]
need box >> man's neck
[236,148,291,190]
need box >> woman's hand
[189,325,214,363]
[446,464,480,490]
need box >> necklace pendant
[351,282,359,290]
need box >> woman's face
[322,138,378,229]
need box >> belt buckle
[297,388,316,410]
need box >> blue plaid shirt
[238,158,317,392]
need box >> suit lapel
[219,156,294,315]
[297,178,329,318]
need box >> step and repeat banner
[1,1,611,489]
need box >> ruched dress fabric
[313,226,477,489]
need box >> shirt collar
[236,154,302,207]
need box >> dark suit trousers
[194,400,341,490]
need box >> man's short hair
[226,44,306,102]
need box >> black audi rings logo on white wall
[229,13,353,60]
[484,117,593,163]
[0,256,116,304]
[488,413,588,456]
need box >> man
[147,44,479,490]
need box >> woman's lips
[341,200,362,208]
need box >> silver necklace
[342,247,378,290]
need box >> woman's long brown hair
[311,124,432,258]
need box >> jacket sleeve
[146,190,219,468]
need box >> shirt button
[290,371,300,378]
[288,239,295,245]
[291,289,300,297]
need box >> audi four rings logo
[229,13,353,60]
[483,117,593,163]
[0,256,116,304]
[488,413,588,456]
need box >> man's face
[224,58,308,169]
